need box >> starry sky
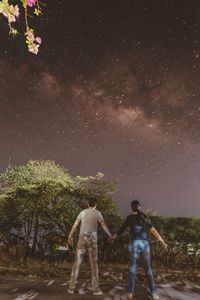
[1,0,200,217]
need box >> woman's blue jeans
[128,240,156,294]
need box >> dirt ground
[0,276,200,300]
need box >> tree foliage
[0,160,120,257]
[150,216,200,270]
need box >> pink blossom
[27,31,35,39]
[28,43,39,55]
[36,37,42,44]
[13,5,20,17]
[27,0,38,7]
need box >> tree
[0,160,75,255]
[0,0,44,54]
[0,160,120,258]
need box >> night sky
[1,0,200,217]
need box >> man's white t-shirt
[77,208,104,235]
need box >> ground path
[0,277,199,300]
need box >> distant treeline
[102,215,200,271]
[0,160,199,271]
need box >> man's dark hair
[88,198,97,207]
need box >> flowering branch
[0,0,44,54]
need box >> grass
[0,254,199,285]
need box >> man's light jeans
[69,232,99,291]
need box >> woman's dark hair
[131,200,149,224]
[88,198,97,207]
[131,200,141,212]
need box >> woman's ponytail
[131,200,149,224]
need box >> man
[67,198,112,296]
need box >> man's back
[68,200,111,295]
[78,208,103,235]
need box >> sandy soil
[0,276,200,300]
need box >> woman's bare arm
[150,227,168,250]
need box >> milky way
[0,0,200,216]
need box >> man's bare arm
[99,219,112,237]
[68,218,81,246]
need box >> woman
[112,200,167,300]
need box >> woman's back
[116,213,153,240]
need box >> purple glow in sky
[1,0,200,216]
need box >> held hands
[108,233,117,244]
[67,236,74,247]
[108,236,114,244]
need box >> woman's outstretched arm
[150,227,168,250]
